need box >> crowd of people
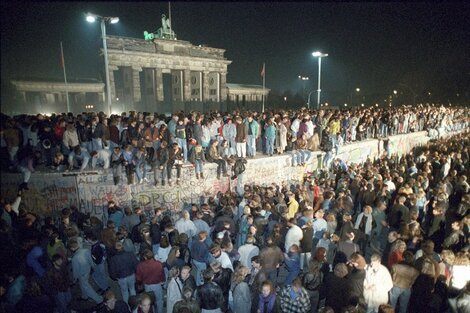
[0,105,468,190]
[0,105,469,313]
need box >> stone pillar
[155,68,164,102]
[220,73,227,103]
[18,91,26,103]
[132,67,142,103]
[203,71,210,102]
[108,66,118,103]
[183,70,191,102]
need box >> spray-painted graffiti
[77,182,131,219]
[0,131,437,221]
[0,174,78,217]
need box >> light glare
[86,15,96,23]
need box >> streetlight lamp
[86,12,119,116]
[298,75,309,104]
[312,51,328,109]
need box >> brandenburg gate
[105,22,232,113]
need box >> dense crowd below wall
[1,120,470,313]
[0,105,468,192]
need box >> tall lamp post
[298,75,309,104]
[312,51,328,109]
[86,13,119,116]
[307,90,316,110]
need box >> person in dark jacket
[168,142,183,186]
[302,259,323,313]
[108,242,139,304]
[153,140,169,186]
[44,254,72,313]
[207,140,228,180]
[158,124,171,146]
[300,220,314,271]
[91,117,105,151]
[197,268,224,313]
[345,253,367,310]
[15,279,53,313]
[95,290,130,313]
[210,260,232,312]
[127,120,138,142]
[408,274,443,313]
[388,196,410,230]
[235,116,247,158]
[192,115,204,149]
[76,117,92,152]
[110,147,125,185]
[324,263,350,313]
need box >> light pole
[307,90,316,110]
[298,75,309,104]
[354,88,360,106]
[312,51,328,109]
[86,13,119,116]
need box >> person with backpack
[130,215,150,255]
[173,286,201,313]
[86,232,109,294]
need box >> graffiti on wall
[0,174,78,217]
[0,131,435,221]
[76,174,132,220]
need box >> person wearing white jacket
[90,149,111,169]
[62,122,80,155]
[364,254,393,313]
[284,218,303,252]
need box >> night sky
[2,2,470,104]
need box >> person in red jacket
[135,249,165,313]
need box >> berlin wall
[0,131,433,221]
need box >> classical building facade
[106,35,232,113]
[10,79,105,115]
[226,83,270,110]
[7,35,269,115]
[106,35,270,113]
